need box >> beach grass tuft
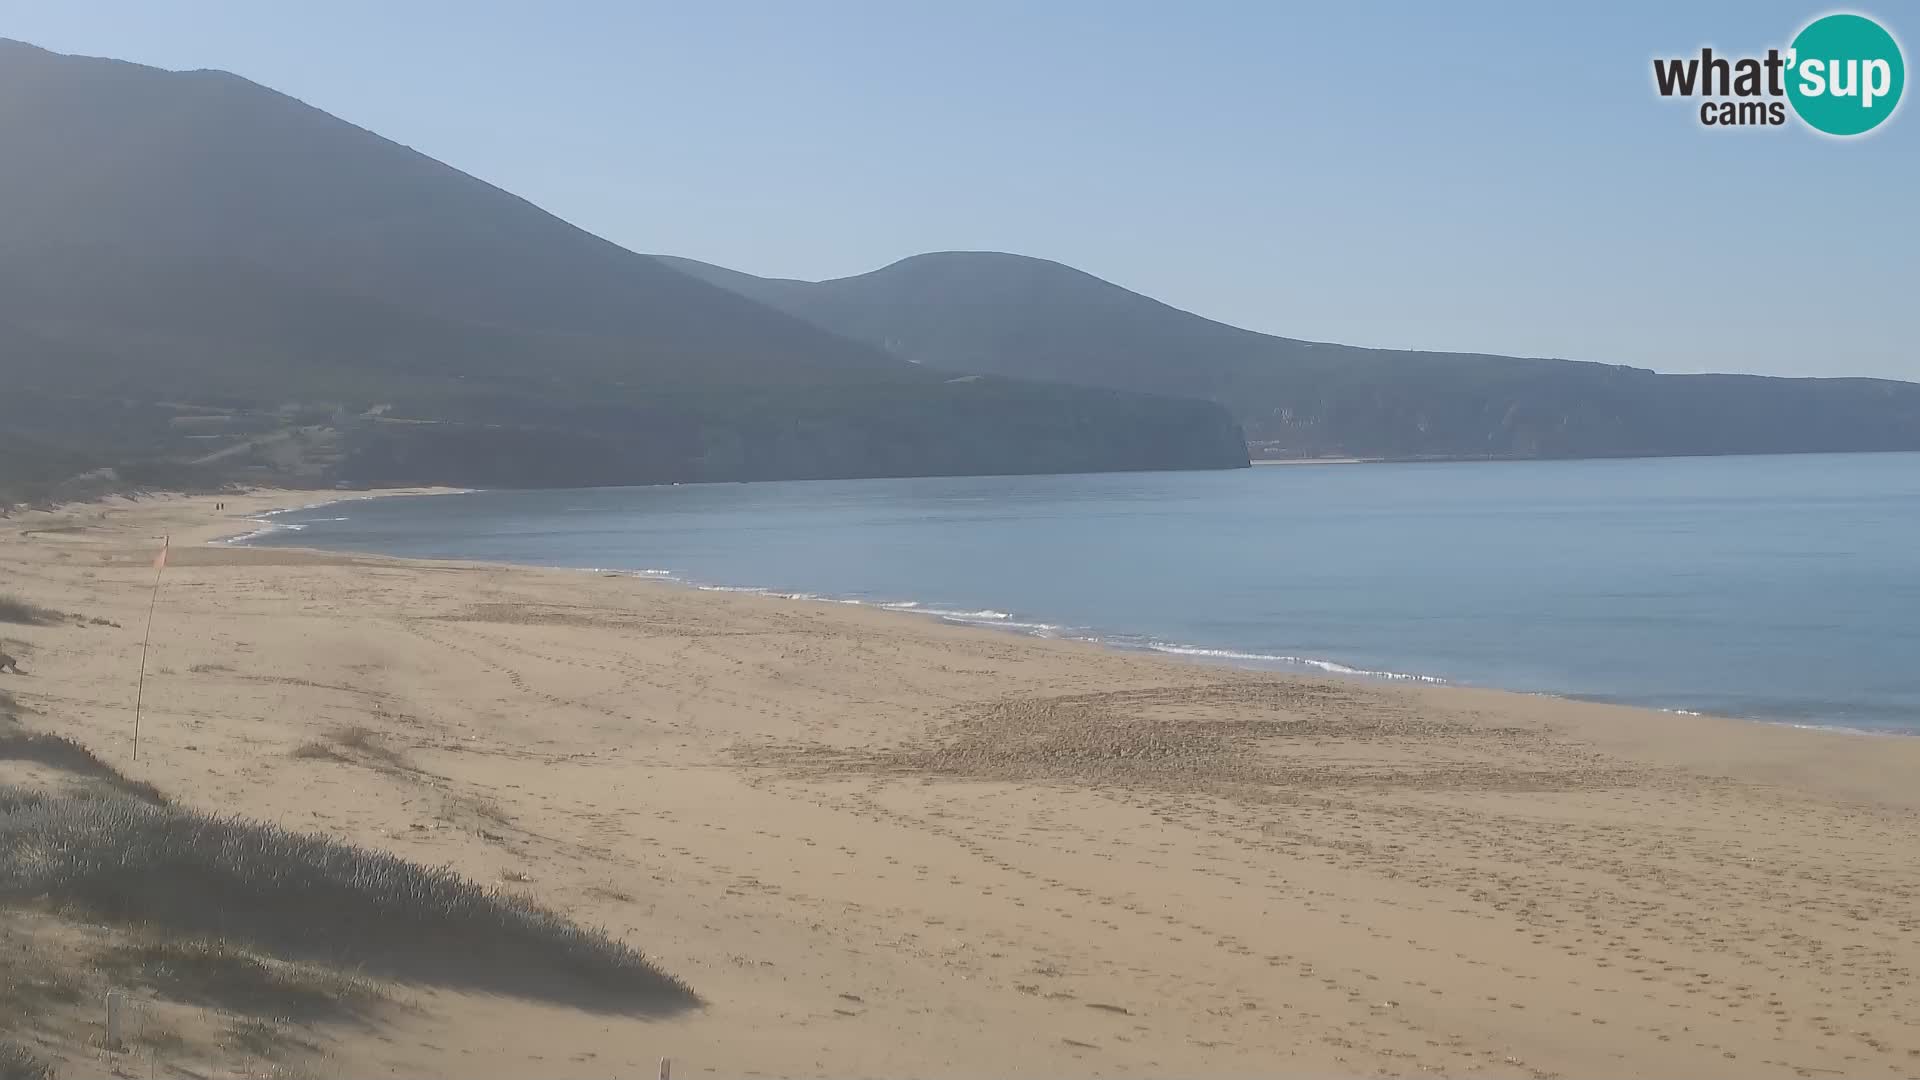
[289,740,345,762]
[323,725,412,771]
[0,595,59,627]
[0,732,167,805]
[0,787,696,1013]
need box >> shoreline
[5,489,1919,1077]
[230,486,1907,740]
[209,485,476,545]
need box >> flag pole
[133,536,167,761]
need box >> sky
[3,1,1914,380]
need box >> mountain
[0,40,1247,499]
[658,251,1920,460]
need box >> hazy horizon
[3,1,1913,381]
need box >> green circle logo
[1786,13,1905,136]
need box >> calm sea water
[243,453,1920,734]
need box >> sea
[237,452,1920,735]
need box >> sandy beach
[4,490,1919,1079]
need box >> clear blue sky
[3,1,1914,379]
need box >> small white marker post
[659,1056,672,1080]
[105,990,125,1052]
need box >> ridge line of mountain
[654,250,1920,461]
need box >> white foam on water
[675,586,1069,633]
[1773,720,1902,737]
[221,518,312,544]
[694,584,841,603]
[221,521,287,545]
[918,608,1014,622]
[904,606,1061,633]
[1144,642,1448,684]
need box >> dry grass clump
[329,725,380,751]
[288,741,345,762]
[0,1040,53,1080]
[0,788,695,1012]
[289,725,411,770]
[323,725,411,771]
[0,595,59,627]
[0,732,166,805]
[438,788,511,830]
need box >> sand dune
[3,491,1917,1078]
